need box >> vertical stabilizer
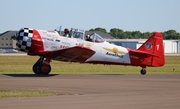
[138,32,165,66]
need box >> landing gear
[32,56,51,75]
[140,68,146,75]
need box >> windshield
[72,31,83,39]
[89,33,104,43]
[71,28,84,39]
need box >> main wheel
[140,69,146,75]
[33,63,41,75]
[40,64,51,75]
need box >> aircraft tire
[140,69,146,75]
[32,63,41,75]
[39,64,51,75]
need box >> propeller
[11,32,19,40]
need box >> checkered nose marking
[16,28,33,52]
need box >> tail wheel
[140,69,146,75]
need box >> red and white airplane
[12,27,165,75]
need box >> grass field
[0,56,179,75]
[0,90,57,98]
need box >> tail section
[129,32,165,67]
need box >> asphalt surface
[0,74,180,109]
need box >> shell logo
[112,47,118,53]
[103,47,127,54]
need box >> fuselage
[15,28,131,65]
[38,30,131,65]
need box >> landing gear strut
[140,68,146,75]
[32,56,51,75]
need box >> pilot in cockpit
[86,34,92,42]
[63,28,70,37]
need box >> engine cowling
[12,28,44,55]
[16,28,33,52]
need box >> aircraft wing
[44,46,95,62]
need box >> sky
[0,0,180,33]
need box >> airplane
[11,27,165,75]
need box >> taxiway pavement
[0,74,180,109]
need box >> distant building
[0,31,16,49]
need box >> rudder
[138,32,165,67]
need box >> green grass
[0,90,57,98]
[0,56,179,74]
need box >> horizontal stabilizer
[129,49,159,57]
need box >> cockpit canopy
[89,33,105,43]
[56,26,105,43]
[70,28,105,43]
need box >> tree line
[89,28,180,39]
